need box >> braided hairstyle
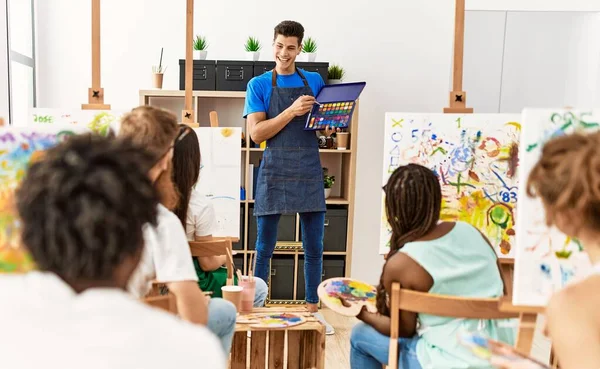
[376,164,442,315]
[527,131,600,232]
[16,134,159,282]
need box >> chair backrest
[188,238,234,286]
[144,293,177,314]
[387,282,518,369]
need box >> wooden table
[229,307,325,369]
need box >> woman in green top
[350,163,515,369]
[172,125,267,305]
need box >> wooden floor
[322,308,356,369]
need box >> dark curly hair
[16,133,159,282]
[376,164,442,315]
[274,20,304,45]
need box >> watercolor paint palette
[317,277,378,317]
[304,82,366,131]
[236,313,306,329]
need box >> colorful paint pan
[237,313,306,329]
[317,277,378,317]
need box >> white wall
[36,0,455,284]
[466,0,600,12]
[0,1,9,121]
[464,10,600,113]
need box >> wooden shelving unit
[139,89,359,304]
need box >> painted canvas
[513,109,597,306]
[0,126,82,273]
[30,108,123,136]
[379,113,521,257]
[194,127,241,238]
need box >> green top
[193,258,238,298]
[399,221,516,368]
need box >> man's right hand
[287,95,316,117]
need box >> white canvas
[380,113,521,257]
[513,109,596,306]
[193,127,241,238]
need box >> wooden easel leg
[516,312,537,354]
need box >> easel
[82,0,110,110]
[443,0,473,113]
[181,0,198,127]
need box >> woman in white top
[119,106,237,355]
[0,134,225,368]
[172,125,268,306]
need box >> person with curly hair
[0,134,226,368]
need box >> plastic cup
[238,276,256,313]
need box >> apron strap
[271,67,310,87]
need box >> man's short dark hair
[274,20,304,45]
[16,133,159,281]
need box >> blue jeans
[207,298,237,355]
[253,276,268,307]
[351,322,422,369]
[255,212,324,304]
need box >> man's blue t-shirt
[243,69,325,118]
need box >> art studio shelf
[139,89,359,306]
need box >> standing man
[243,20,334,334]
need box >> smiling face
[273,34,301,73]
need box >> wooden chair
[144,293,177,314]
[387,282,519,369]
[189,238,235,286]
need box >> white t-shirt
[128,204,199,298]
[0,271,226,369]
[185,189,218,241]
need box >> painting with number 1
[513,109,597,306]
[379,113,521,257]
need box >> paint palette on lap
[317,277,378,317]
[304,82,366,131]
[236,313,306,329]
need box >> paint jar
[221,285,243,312]
[336,132,350,150]
[238,276,256,313]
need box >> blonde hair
[120,106,179,210]
[527,131,600,230]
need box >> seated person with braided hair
[349,163,515,369]
[0,134,226,368]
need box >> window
[5,0,36,126]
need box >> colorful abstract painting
[0,126,81,273]
[379,114,521,257]
[513,109,597,306]
[30,108,123,136]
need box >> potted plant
[152,48,167,89]
[193,35,208,60]
[244,36,262,61]
[323,167,335,199]
[327,64,345,85]
[301,37,318,62]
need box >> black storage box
[253,61,276,77]
[216,60,254,91]
[300,207,348,252]
[248,205,296,250]
[233,254,244,274]
[232,205,244,250]
[297,257,345,301]
[269,256,295,300]
[178,59,216,91]
[296,62,329,82]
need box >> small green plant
[193,35,208,51]
[323,167,335,188]
[302,37,318,53]
[244,36,262,52]
[328,64,345,80]
[152,47,167,73]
